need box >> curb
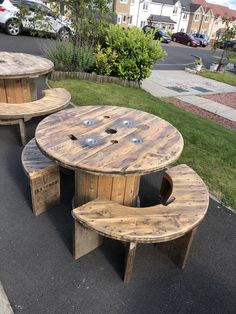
[0,282,14,314]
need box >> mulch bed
[201,92,236,109]
[168,97,236,132]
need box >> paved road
[0,30,223,70]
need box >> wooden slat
[72,165,209,243]
[0,79,7,102]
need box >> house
[128,0,189,33]
[113,0,131,28]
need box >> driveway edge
[0,282,14,314]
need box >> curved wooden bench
[0,88,71,145]
[22,138,60,216]
[72,164,209,282]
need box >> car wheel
[58,27,71,41]
[173,37,177,42]
[5,19,21,36]
[187,41,191,46]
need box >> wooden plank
[0,79,7,102]
[21,78,32,102]
[111,176,127,204]
[124,242,137,283]
[73,221,103,260]
[19,119,26,146]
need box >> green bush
[94,25,164,83]
[45,41,95,72]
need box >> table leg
[73,170,140,260]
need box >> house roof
[148,15,177,24]
[192,0,236,20]
[179,0,201,13]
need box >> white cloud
[207,0,236,9]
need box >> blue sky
[207,0,236,10]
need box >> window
[117,13,127,24]
[173,7,178,15]
[128,15,133,24]
[130,0,135,4]
[191,29,196,34]
[140,21,146,28]
[143,2,149,11]
[183,13,188,20]
[204,15,209,22]
[194,14,200,21]
[120,0,127,3]
[180,28,185,32]
[215,20,218,25]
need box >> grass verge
[50,79,236,210]
[199,70,236,86]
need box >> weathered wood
[124,242,137,283]
[73,221,103,260]
[159,227,198,269]
[72,165,209,243]
[36,107,184,176]
[74,170,140,207]
[0,88,71,119]
[19,118,26,146]
[72,164,209,281]
[22,138,60,216]
[0,52,54,79]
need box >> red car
[172,32,200,47]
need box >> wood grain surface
[0,88,71,119]
[72,164,209,243]
[0,52,54,79]
[36,107,184,175]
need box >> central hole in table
[105,128,117,134]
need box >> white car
[0,0,72,39]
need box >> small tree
[215,18,236,71]
[94,25,165,85]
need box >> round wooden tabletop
[0,52,54,79]
[36,107,184,175]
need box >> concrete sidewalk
[142,70,236,98]
[142,70,236,122]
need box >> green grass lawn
[50,79,236,209]
[199,70,236,86]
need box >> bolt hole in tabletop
[35,106,184,254]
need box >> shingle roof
[192,0,236,19]
[148,15,177,24]
[179,0,200,13]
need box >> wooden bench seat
[72,164,209,282]
[0,88,71,145]
[22,138,60,216]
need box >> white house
[128,0,190,33]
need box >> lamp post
[177,5,186,32]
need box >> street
[0,30,222,71]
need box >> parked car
[172,32,200,47]
[192,33,208,47]
[143,25,171,43]
[0,0,72,39]
[214,39,236,51]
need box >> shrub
[94,25,165,83]
[45,41,95,72]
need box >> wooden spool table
[0,51,54,125]
[35,106,184,255]
[36,106,184,206]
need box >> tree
[215,18,236,71]
[51,0,113,46]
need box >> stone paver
[176,95,236,122]
[142,70,236,97]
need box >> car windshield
[159,29,168,36]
